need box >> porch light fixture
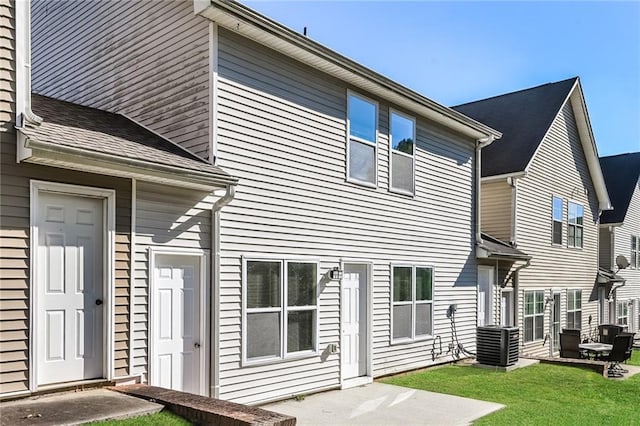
[329,267,343,280]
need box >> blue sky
[245,1,640,157]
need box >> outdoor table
[578,342,613,359]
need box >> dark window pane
[524,317,533,342]
[525,292,534,315]
[393,304,412,339]
[349,140,375,183]
[576,227,583,248]
[535,291,545,313]
[391,152,414,193]
[535,316,544,340]
[349,95,376,142]
[416,267,432,301]
[568,291,575,310]
[287,310,315,353]
[287,262,316,307]
[393,267,412,302]
[415,303,432,336]
[553,221,562,244]
[575,291,582,309]
[247,261,281,309]
[247,312,280,359]
[391,113,414,155]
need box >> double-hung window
[552,196,563,245]
[389,111,415,195]
[617,301,628,327]
[391,265,433,342]
[631,236,638,268]
[243,259,318,363]
[524,290,544,342]
[567,289,582,329]
[347,93,378,186]
[568,202,584,248]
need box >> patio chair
[599,324,623,344]
[562,328,581,338]
[559,333,586,359]
[604,334,634,377]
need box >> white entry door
[478,266,494,327]
[342,264,368,381]
[151,254,202,394]
[37,192,104,385]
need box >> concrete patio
[262,382,504,426]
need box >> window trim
[390,263,434,345]
[551,195,563,246]
[346,90,379,188]
[566,289,582,330]
[567,201,584,249]
[241,256,320,366]
[388,108,416,196]
[631,235,638,269]
[524,290,545,343]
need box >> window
[524,290,544,342]
[552,196,563,244]
[347,93,377,186]
[617,301,628,327]
[243,259,318,363]
[389,111,415,194]
[631,236,638,269]
[568,202,584,248]
[391,265,433,342]
[567,289,582,329]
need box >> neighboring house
[599,153,640,332]
[23,0,502,404]
[0,1,237,397]
[453,78,612,357]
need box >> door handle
[95,299,103,306]
[194,342,201,348]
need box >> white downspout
[507,176,518,246]
[210,184,235,398]
[475,136,495,245]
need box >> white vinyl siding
[612,183,640,304]
[480,180,513,242]
[347,93,378,187]
[552,196,563,245]
[389,111,416,195]
[568,202,584,248]
[524,290,544,342]
[567,289,582,329]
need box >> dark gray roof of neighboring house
[452,77,578,177]
[22,94,236,184]
[479,233,531,260]
[599,152,640,224]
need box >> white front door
[151,255,201,394]
[37,192,104,385]
[478,266,494,326]
[342,264,368,381]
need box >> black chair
[562,328,581,338]
[559,333,585,359]
[599,324,623,344]
[605,334,634,377]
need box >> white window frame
[346,91,378,188]
[567,289,582,330]
[617,300,629,327]
[567,201,584,248]
[551,196,563,245]
[524,290,545,342]
[390,264,434,344]
[388,109,416,196]
[631,235,638,269]
[241,257,320,366]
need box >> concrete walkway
[263,382,504,426]
[0,389,163,426]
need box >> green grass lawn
[382,358,640,425]
[89,411,190,425]
[628,349,640,366]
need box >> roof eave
[195,0,501,142]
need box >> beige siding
[515,101,600,356]
[481,180,512,242]
[0,0,15,131]
[31,0,211,159]
[216,29,478,404]
[132,182,213,379]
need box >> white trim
[390,263,435,344]
[346,90,379,188]
[128,179,136,377]
[148,247,209,396]
[29,180,116,392]
[340,261,374,388]
[388,108,416,196]
[210,21,219,164]
[523,289,545,343]
[480,171,527,182]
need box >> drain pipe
[210,184,236,398]
[475,136,495,245]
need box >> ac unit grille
[476,326,519,367]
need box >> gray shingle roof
[599,152,640,224]
[452,78,577,177]
[22,94,236,184]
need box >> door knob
[194,342,201,348]
[95,299,103,306]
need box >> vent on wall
[476,325,519,367]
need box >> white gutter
[475,136,495,244]
[210,184,236,398]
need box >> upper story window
[631,236,638,269]
[524,290,544,342]
[552,196,563,245]
[391,265,433,343]
[389,111,415,195]
[567,202,584,248]
[347,93,378,186]
[243,259,318,364]
[567,289,582,329]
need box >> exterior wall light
[329,267,343,280]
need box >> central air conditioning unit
[476,325,519,367]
